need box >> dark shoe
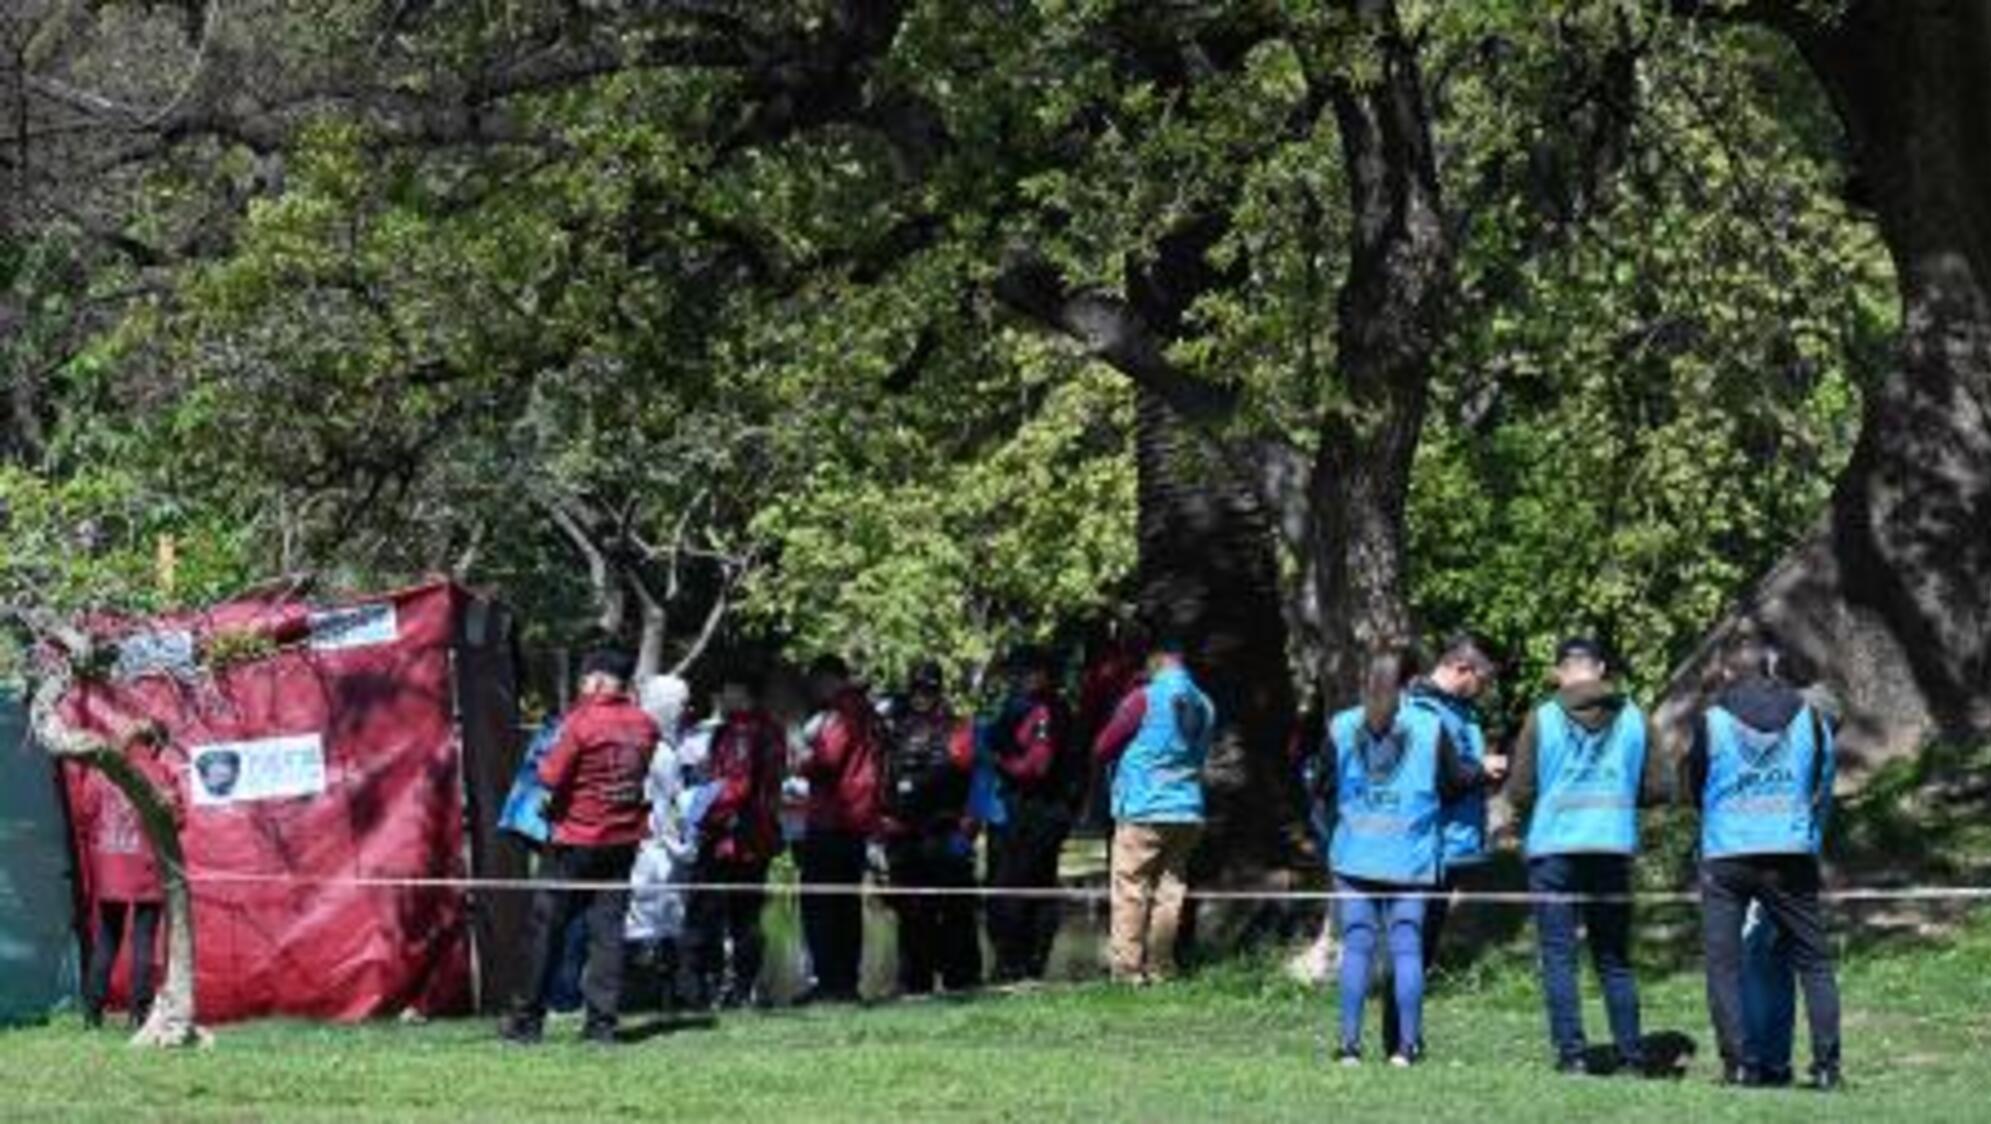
[581,1024,618,1047]
[498,1017,543,1046]
[1388,1043,1424,1068]
[1806,1067,1843,1093]
[82,1006,105,1030]
[1555,1055,1591,1076]
[127,1000,153,1030]
[1334,1044,1362,1067]
[1759,1066,1795,1088]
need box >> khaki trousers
[1108,821,1202,982]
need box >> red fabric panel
[61,581,474,1023]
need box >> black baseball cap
[1554,637,1607,667]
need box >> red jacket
[537,692,660,848]
[801,687,884,836]
[702,709,787,865]
[78,748,186,904]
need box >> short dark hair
[1554,636,1607,669]
[808,653,850,681]
[1438,633,1497,677]
[580,647,636,683]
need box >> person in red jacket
[78,724,184,1029]
[794,654,884,1004]
[677,665,787,1010]
[502,648,658,1046]
[985,645,1080,983]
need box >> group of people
[1312,632,1842,1090]
[497,635,1219,1045]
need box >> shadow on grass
[1579,1029,1699,1079]
[615,1013,718,1043]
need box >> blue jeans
[1335,877,1427,1053]
[1743,902,1796,1074]
[1529,854,1642,1065]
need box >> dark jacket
[1507,681,1671,817]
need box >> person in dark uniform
[1685,635,1843,1091]
[984,646,1080,984]
[677,666,787,1011]
[880,661,982,995]
[501,648,659,1045]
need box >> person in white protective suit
[624,675,722,1011]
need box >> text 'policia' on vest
[1327,704,1444,886]
[1700,706,1834,860]
[1524,699,1648,858]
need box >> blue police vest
[1523,699,1646,857]
[1701,705,1833,859]
[1110,666,1213,824]
[1406,688,1489,865]
[1328,704,1443,886]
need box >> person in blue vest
[1507,637,1670,1075]
[1092,633,1216,985]
[1685,635,1842,1090]
[1327,647,1504,1066]
[1383,633,1500,1055]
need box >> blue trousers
[1335,877,1427,1053]
[1529,854,1643,1065]
[1743,902,1796,1073]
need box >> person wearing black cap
[984,645,1080,984]
[880,660,982,995]
[502,647,659,1045]
[1507,637,1669,1075]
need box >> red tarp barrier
[61,581,485,1023]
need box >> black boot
[1806,1066,1843,1092]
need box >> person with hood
[623,675,707,1009]
[1383,634,1502,1055]
[880,660,982,995]
[501,648,659,1046]
[984,645,1080,984]
[1092,634,1215,985]
[1326,648,1503,1066]
[794,654,885,1004]
[77,724,184,1030]
[678,665,787,1010]
[1508,638,1670,1075]
[1684,635,1842,1091]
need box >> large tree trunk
[1658,1,1991,763]
[1133,390,1298,876]
[1301,0,1452,705]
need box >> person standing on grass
[1508,637,1670,1076]
[794,654,885,1005]
[985,645,1080,984]
[1327,649,1504,1067]
[1092,634,1215,986]
[1686,635,1843,1091]
[1382,634,1501,1055]
[78,724,184,1030]
[502,648,659,1046]
[881,660,983,995]
[678,666,788,1010]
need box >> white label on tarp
[114,630,197,681]
[190,734,327,806]
[308,603,398,651]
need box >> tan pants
[1108,821,1202,983]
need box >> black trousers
[888,834,981,994]
[985,802,1071,981]
[797,831,868,998]
[1700,855,1841,1073]
[511,844,637,1034]
[679,855,770,1008]
[85,900,161,1019]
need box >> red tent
[59,579,525,1023]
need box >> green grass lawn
[5,909,1989,1123]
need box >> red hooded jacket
[537,691,660,848]
[801,687,885,836]
[77,747,186,904]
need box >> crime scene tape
[169,867,1991,906]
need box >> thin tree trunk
[1659,1,1991,763]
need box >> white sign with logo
[190,734,328,807]
[309,603,399,651]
